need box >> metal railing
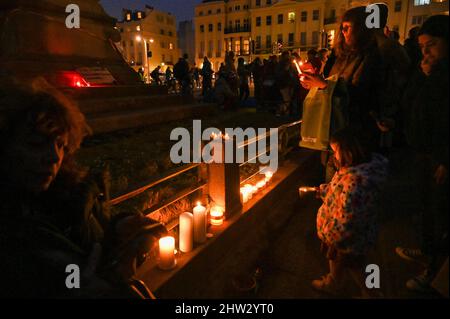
[108,119,302,229]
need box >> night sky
[100,0,202,24]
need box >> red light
[57,71,91,88]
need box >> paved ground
[253,147,445,299]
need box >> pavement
[253,147,445,299]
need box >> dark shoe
[395,247,430,266]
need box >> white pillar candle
[179,212,194,252]
[159,236,176,270]
[210,207,224,226]
[193,202,207,244]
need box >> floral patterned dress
[317,153,389,256]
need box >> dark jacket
[404,59,449,168]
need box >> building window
[208,40,214,56]
[256,0,261,6]
[235,20,241,29]
[288,12,295,23]
[169,43,174,50]
[266,0,272,4]
[218,23,222,31]
[266,16,272,26]
[266,35,272,49]
[395,1,402,11]
[235,5,241,11]
[199,11,203,16]
[414,0,430,5]
[217,9,221,14]
[256,17,261,26]
[126,13,131,21]
[217,40,222,55]
[160,29,165,35]
[277,33,283,44]
[312,31,319,44]
[208,10,212,15]
[137,12,142,19]
[136,25,141,31]
[288,33,294,46]
[244,5,249,10]
[301,11,307,22]
[256,35,261,49]
[209,24,213,32]
[169,31,173,36]
[244,18,250,29]
[160,41,166,48]
[331,9,336,18]
[278,14,284,24]
[300,32,306,46]
[412,15,427,25]
[200,25,204,33]
[313,10,319,21]
[244,40,250,54]
[235,40,241,53]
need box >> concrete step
[87,102,215,134]
[78,94,189,116]
[62,85,168,100]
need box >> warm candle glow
[210,207,224,226]
[159,236,176,270]
[256,180,266,189]
[265,172,273,182]
[193,202,207,244]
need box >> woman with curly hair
[0,80,164,298]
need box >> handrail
[144,182,207,221]
[109,119,302,207]
[110,163,201,206]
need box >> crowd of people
[304,6,448,298]
[0,2,447,299]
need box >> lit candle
[256,180,266,189]
[210,207,224,226]
[244,184,253,199]
[159,236,176,270]
[240,187,249,203]
[193,202,207,244]
[179,212,194,252]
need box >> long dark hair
[334,6,376,58]
[330,128,370,168]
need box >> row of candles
[158,202,224,270]
[240,171,273,204]
[159,170,275,270]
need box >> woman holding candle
[301,6,384,155]
[313,128,388,298]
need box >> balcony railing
[224,26,251,34]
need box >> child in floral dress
[313,128,389,297]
